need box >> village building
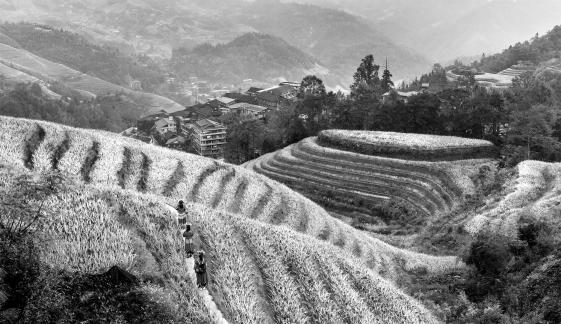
[224,92,258,105]
[189,118,227,159]
[165,135,188,150]
[246,87,264,96]
[382,90,420,104]
[229,102,269,119]
[151,116,177,135]
[255,83,300,109]
[208,97,237,114]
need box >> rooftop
[194,118,226,130]
[230,103,268,112]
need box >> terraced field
[0,116,463,323]
[0,42,183,114]
[245,137,496,230]
[464,160,561,238]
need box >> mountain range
[0,0,432,87]
[284,0,561,62]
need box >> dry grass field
[0,116,468,323]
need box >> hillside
[0,42,184,115]
[288,0,561,62]
[245,136,496,234]
[473,25,561,73]
[170,33,329,85]
[0,22,166,92]
[238,1,431,84]
[0,115,463,322]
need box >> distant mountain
[286,0,561,62]
[238,0,431,85]
[170,33,329,85]
[0,0,431,87]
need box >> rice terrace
[2,1,561,323]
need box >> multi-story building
[189,118,227,159]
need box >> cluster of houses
[122,81,302,160]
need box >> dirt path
[164,204,229,324]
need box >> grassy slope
[464,160,561,238]
[0,115,462,323]
[0,43,183,115]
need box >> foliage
[298,75,326,98]
[380,63,394,93]
[0,22,166,92]
[0,83,141,132]
[171,33,317,84]
[472,25,561,73]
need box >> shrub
[318,130,498,161]
[464,233,512,277]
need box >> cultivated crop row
[465,161,561,238]
[0,116,463,284]
[269,148,443,215]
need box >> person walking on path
[195,251,208,289]
[177,200,187,226]
[183,224,195,258]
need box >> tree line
[224,53,561,166]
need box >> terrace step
[266,149,439,216]
[281,145,450,213]
[296,138,463,198]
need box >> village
[121,80,302,160]
[121,59,538,161]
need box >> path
[164,204,229,324]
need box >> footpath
[164,204,229,324]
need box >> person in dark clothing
[183,224,194,258]
[194,251,208,289]
[177,200,187,225]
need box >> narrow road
[164,204,229,324]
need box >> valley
[1,1,561,323]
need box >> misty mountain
[286,0,561,62]
[239,0,431,85]
[170,33,329,85]
[0,0,431,86]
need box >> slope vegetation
[0,22,166,92]
[0,116,463,323]
[171,33,328,85]
[0,42,183,115]
[245,136,496,233]
[465,160,561,238]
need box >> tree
[381,59,394,93]
[350,55,382,129]
[299,75,326,98]
[351,54,380,92]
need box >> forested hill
[239,0,431,85]
[473,25,561,73]
[170,33,328,85]
[0,22,166,92]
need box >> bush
[465,233,512,277]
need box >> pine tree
[350,54,380,94]
[381,58,394,93]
